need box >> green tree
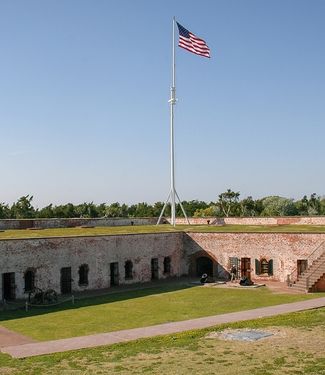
[75,202,101,218]
[193,206,218,217]
[105,203,126,217]
[0,202,10,219]
[240,196,260,217]
[132,202,154,217]
[320,198,325,215]
[176,200,210,217]
[295,194,321,216]
[37,204,55,218]
[10,195,35,219]
[308,193,321,215]
[295,195,309,216]
[217,189,241,217]
[261,196,297,216]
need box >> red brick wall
[175,216,325,225]
[184,232,325,282]
[312,275,325,292]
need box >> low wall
[2,216,325,230]
[174,216,325,226]
[0,217,159,230]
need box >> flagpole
[170,16,176,226]
[157,17,190,226]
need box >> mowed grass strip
[0,284,318,341]
[0,305,324,374]
[1,224,325,240]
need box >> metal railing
[287,241,325,286]
[1,295,75,312]
[306,258,325,291]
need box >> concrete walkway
[0,326,35,348]
[2,296,325,359]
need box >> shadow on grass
[0,278,196,323]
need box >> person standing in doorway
[230,265,237,282]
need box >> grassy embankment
[1,224,325,240]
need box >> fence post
[71,295,74,305]
[25,301,29,312]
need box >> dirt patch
[99,326,325,375]
[206,328,275,341]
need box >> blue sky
[1,0,324,207]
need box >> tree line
[0,190,324,219]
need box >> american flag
[176,22,210,58]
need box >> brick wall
[1,230,324,300]
[0,232,184,300]
[184,232,325,282]
[175,216,325,225]
[0,217,159,230]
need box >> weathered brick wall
[1,230,325,300]
[313,275,325,292]
[2,216,325,230]
[184,232,325,282]
[0,217,159,230]
[175,216,325,225]
[0,232,184,300]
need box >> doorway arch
[196,256,213,277]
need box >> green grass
[0,283,319,341]
[1,224,325,240]
[0,306,324,374]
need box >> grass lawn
[0,305,324,374]
[1,224,325,240]
[0,282,320,341]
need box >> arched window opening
[256,258,274,276]
[125,260,133,280]
[163,257,171,274]
[24,269,35,292]
[78,264,89,286]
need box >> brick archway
[189,250,218,278]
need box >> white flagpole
[170,16,176,226]
[157,17,190,226]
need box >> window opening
[261,258,269,274]
[24,269,35,292]
[78,264,89,286]
[125,260,133,280]
[163,257,171,274]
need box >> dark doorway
[196,257,213,277]
[60,267,72,294]
[24,269,35,292]
[2,273,16,300]
[163,256,171,274]
[151,258,159,280]
[124,260,133,280]
[297,259,308,276]
[110,262,119,286]
[78,264,89,286]
[241,258,251,279]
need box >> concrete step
[293,287,307,293]
[299,270,325,279]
